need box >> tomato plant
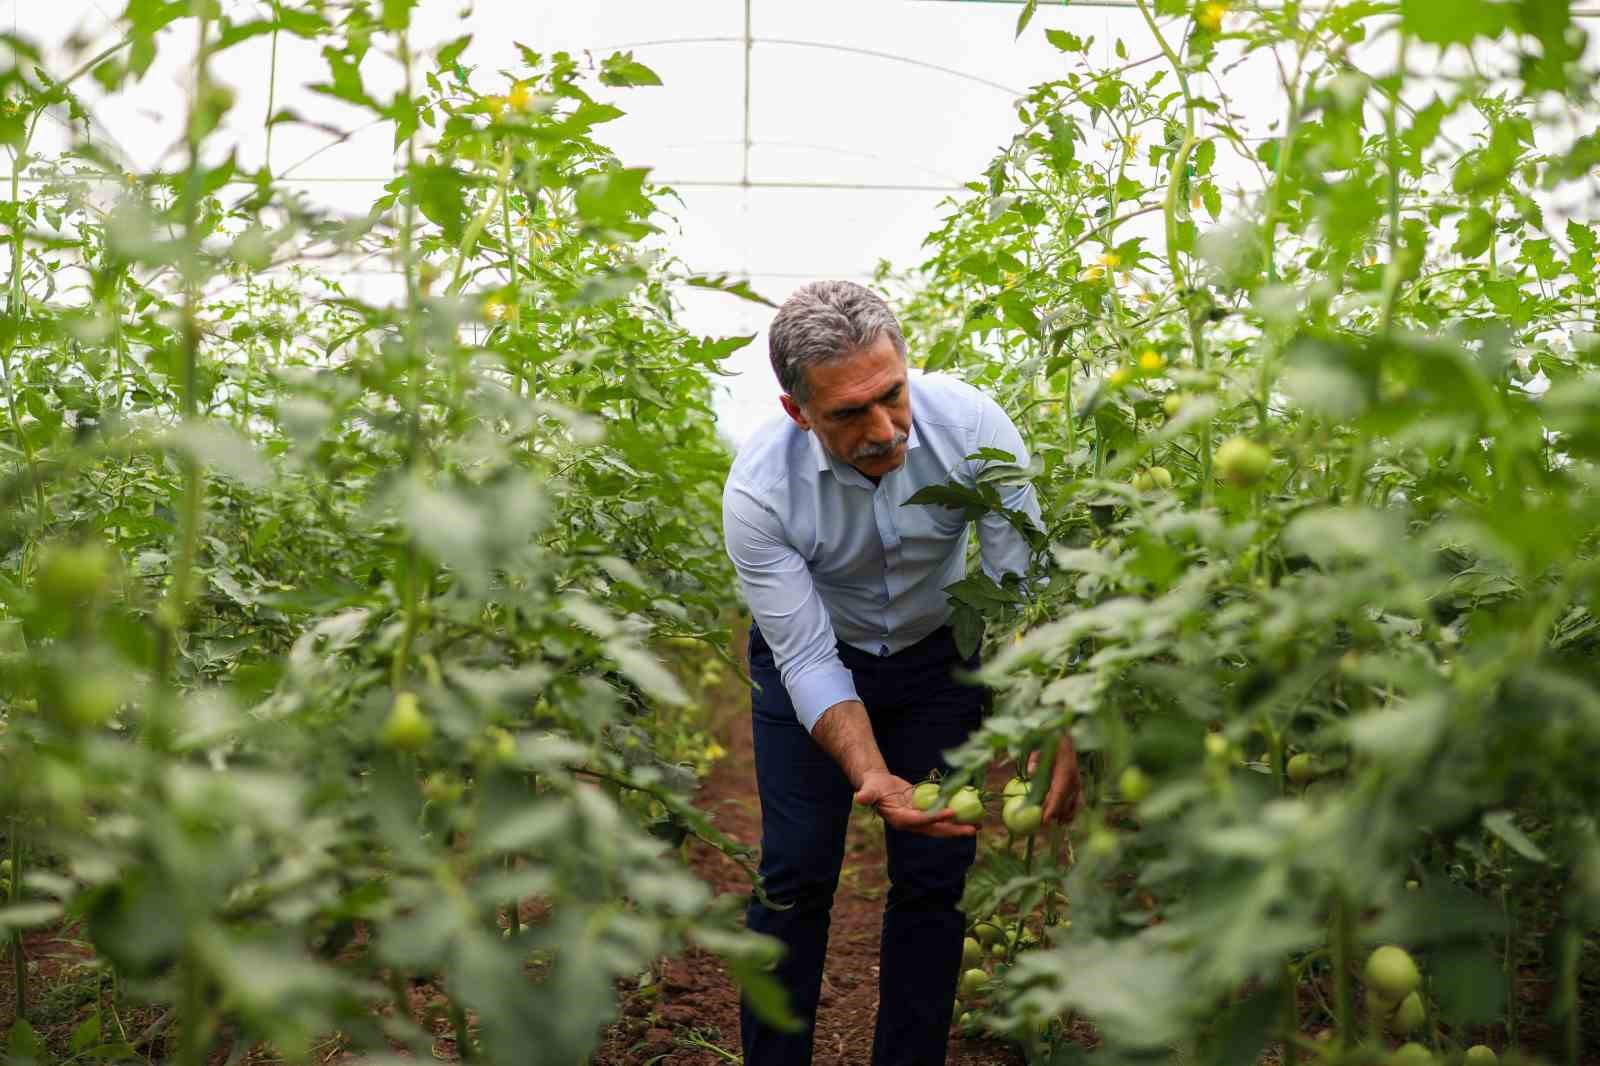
[0,3,783,1063]
[886,1,1600,1063]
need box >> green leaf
[684,274,776,307]
[1400,0,1511,43]
[1045,28,1087,52]
[1482,810,1547,862]
[598,52,663,87]
[1015,0,1040,39]
[575,166,652,230]
[164,422,270,486]
[411,162,470,243]
[69,1014,101,1055]
[7,1019,44,1065]
[1453,206,1495,258]
[605,640,689,706]
[381,0,415,30]
[0,901,65,932]
[904,483,991,521]
[437,34,473,68]
[308,46,381,113]
[951,602,985,660]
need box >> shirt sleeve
[723,478,860,733]
[968,391,1046,587]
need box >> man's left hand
[1026,734,1083,826]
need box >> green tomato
[1389,990,1424,1034]
[1119,766,1151,803]
[973,921,1002,947]
[1463,1046,1497,1066]
[36,541,115,605]
[1391,1043,1433,1065]
[380,691,433,752]
[1286,752,1319,784]
[423,772,464,804]
[1002,776,1029,800]
[1204,733,1231,759]
[950,786,985,825]
[913,781,942,811]
[1086,828,1117,858]
[962,936,982,969]
[1364,945,1421,1001]
[990,942,1007,959]
[60,671,123,729]
[486,726,518,763]
[1162,393,1185,417]
[958,968,989,999]
[1002,797,1043,836]
[1214,436,1272,486]
[1042,918,1072,945]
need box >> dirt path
[594,641,1024,1066]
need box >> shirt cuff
[786,660,861,734]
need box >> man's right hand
[853,770,978,838]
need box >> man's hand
[1026,734,1083,827]
[854,770,978,838]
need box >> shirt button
[879,644,890,657]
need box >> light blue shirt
[722,372,1043,732]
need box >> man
[721,280,1082,1066]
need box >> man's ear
[780,393,812,431]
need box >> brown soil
[590,664,1028,1066]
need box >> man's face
[780,333,912,479]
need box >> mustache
[852,431,908,461]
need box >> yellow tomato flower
[1138,292,1155,304]
[1196,1,1226,32]
[1083,264,1106,281]
[482,292,516,321]
[508,83,531,112]
[1100,251,1122,270]
[484,94,507,118]
[704,740,727,762]
[1138,349,1166,372]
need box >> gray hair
[767,281,908,403]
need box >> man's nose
[866,405,895,442]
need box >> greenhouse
[3,1,1600,1065]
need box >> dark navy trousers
[739,622,986,1066]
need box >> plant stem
[156,2,214,687]
[9,819,24,1022]
[450,1001,473,1061]
[390,25,425,694]
[2,130,47,520]
[1282,961,1300,1066]
[1378,33,1409,339]
[1135,0,1211,500]
[1558,923,1580,1066]
[1330,889,1354,1044]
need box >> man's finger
[885,809,975,837]
[914,820,978,838]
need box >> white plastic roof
[7,1,1595,444]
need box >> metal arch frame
[599,35,1028,98]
